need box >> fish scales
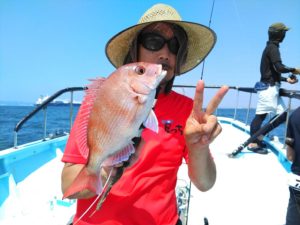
[89,88,136,156]
[87,64,163,165]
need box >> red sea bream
[63,62,166,199]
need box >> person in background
[248,22,300,154]
[285,107,300,225]
[61,3,228,225]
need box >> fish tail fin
[63,167,102,199]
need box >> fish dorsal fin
[86,77,106,94]
[75,77,106,158]
[143,110,159,133]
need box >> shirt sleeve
[274,62,295,73]
[270,45,295,73]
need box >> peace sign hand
[184,80,229,151]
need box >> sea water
[0,105,286,150]
[0,105,80,150]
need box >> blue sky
[1,0,300,108]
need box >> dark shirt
[287,107,300,175]
[260,41,295,85]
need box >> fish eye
[135,66,145,75]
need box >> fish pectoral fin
[143,110,159,133]
[102,144,135,167]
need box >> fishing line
[200,0,216,80]
[72,167,114,225]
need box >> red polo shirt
[62,91,193,225]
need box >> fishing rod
[228,108,289,158]
[228,72,299,158]
[200,0,216,80]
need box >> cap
[268,22,290,32]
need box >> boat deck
[178,117,290,225]
[0,117,291,225]
[0,146,76,225]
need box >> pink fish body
[63,62,166,199]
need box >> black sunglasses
[138,33,180,55]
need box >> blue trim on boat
[0,136,68,206]
[263,136,291,172]
[218,117,291,172]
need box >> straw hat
[105,3,216,75]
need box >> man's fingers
[205,85,229,115]
[201,116,222,143]
[192,80,204,114]
[202,115,219,134]
[193,81,229,115]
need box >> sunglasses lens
[168,38,179,54]
[139,33,180,54]
[141,34,165,51]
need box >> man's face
[138,22,177,89]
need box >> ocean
[0,105,286,150]
[0,105,80,150]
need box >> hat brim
[105,21,216,75]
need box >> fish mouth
[144,69,166,91]
[160,69,167,77]
[153,69,167,88]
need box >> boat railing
[13,87,87,148]
[176,84,299,116]
[13,85,300,149]
[174,85,300,143]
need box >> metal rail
[13,87,87,148]
[13,85,300,148]
[174,84,300,122]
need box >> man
[285,107,300,225]
[248,22,300,154]
[61,4,228,225]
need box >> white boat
[35,95,81,106]
[0,85,298,225]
